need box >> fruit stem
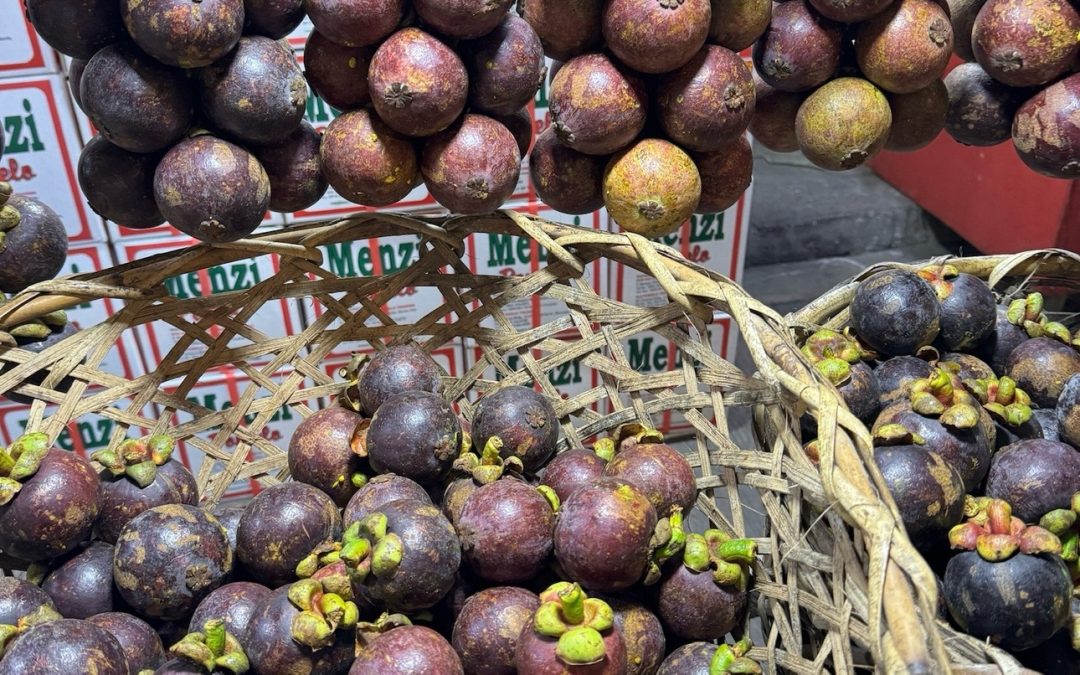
[558,583,585,625]
[205,619,226,656]
[6,432,49,481]
[537,484,560,513]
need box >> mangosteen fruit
[421,114,522,214]
[353,343,444,417]
[235,482,342,587]
[121,0,243,68]
[245,582,356,674]
[188,581,272,649]
[515,582,627,674]
[693,135,754,215]
[943,62,1027,147]
[603,427,697,517]
[540,440,612,504]
[462,14,545,116]
[0,196,68,294]
[92,434,196,544]
[657,639,761,675]
[855,0,952,94]
[1058,374,1080,448]
[413,0,513,39]
[457,477,558,583]
[365,390,461,485]
[913,265,997,352]
[41,542,117,618]
[0,434,100,562]
[67,58,89,111]
[949,0,986,61]
[303,30,372,112]
[710,0,772,51]
[553,478,658,592]
[77,136,164,229]
[0,576,55,628]
[1007,337,1080,408]
[748,76,804,153]
[160,460,200,506]
[605,598,665,675]
[1012,73,1080,179]
[801,329,881,424]
[113,504,232,621]
[343,473,432,526]
[153,135,271,244]
[964,374,1043,449]
[305,0,404,48]
[972,0,1080,88]
[528,126,606,215]
[251,121,329,214]
[752,0,842,93]
[86,612,166,674]
[519,0,603,61]
[809,0,893,22]
[850,269,941,356]
[795,77,893,171]
[0,618,126,675]
[984,439,1080,523]
[320,108,419,207]
[602,0,711,75]
[451,586,539,675]
[492,108,535,158]
[656,530,754,640]
[939,352,994,383]
[944,499,1072,651]
[548,53,648,156]
[886,79,949,152]
[442,436,525,528]
[244,0,306,38]
[657,45,755,153]
[199,36,307,145]
[24,0,124,60]
[473,385,559,473]
[211,505,244,552]
[604,138,702,238]
[974,301,1034,375]
[368,28,469,137]
[353,620,463,674]
[874,355,936,405]
[288,405,367,507]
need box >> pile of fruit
[801,266,1080,668]
[0,344,766,674]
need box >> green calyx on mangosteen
[167,618,249,674]
[944,498,1072,651]
[657,637,763,674]
[603,424,699,519]
[0,602,62,656]
[1039,491,1079,582]
[801,329,881,423]
[93,433,176,488]
[517,582,626,671]
[442,435,523,525]
[1,310,80,406]
[285,577,360,650]
[1000,291,1080,348]
[963,375,1042,448]
[473,384,559,474]
[916,264,997,351]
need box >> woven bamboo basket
[0,211,1021,674]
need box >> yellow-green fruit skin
[603,139,702,239]
[795,77,893,171]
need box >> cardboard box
[0,7,60,77]
[116,236,305,371]
[0,75,106,242]
[0,403,153,460]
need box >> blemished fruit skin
[604,139,702,239]
[657,642,720,675]
[873,445,965,548]
[516,614,628,675]
[548,53,649,156]
[25,0,124,60]
[656,564,747,640]
[972,0,1080,88]
[603,442,697,517]
[472,385,560,473]
[188,581,273,649]
[809,0,894,22]
[246,586,356,674]
[457,478,555,583]
[602,0,712,75]
[253,121,329,214]
[87,612,167,674]
[886,80,949,152]
[96,459,194,544]
[351,625,465,674]
[849,269,941,356]
[463,14,546,117]
[519,0,604,61]
[303,30,372,111]
[749,76,805,152]
[77,136,164,229]
[943,62,1027,147]
[855,0,953,95]
[874,403,992,492]
[0,576,55,624]
[357,343,444,417]
[752,0,843,93]
[1011,73,1080,179]
[421,114,523,215]
[413,0,515,40]
[366,390,463,484]
[320,109,419,207]
[528,127,607,215]
[710,0,772,51]
[1058,374,1080,448]
[606,598,666,675]
[1006,337,1080,407]
[121,0,244,69]
[287,404,366,506]
[0,619,128,675]
[795,77,893,171]
[452,587,539,675]
[693,136,754,214]
[984,439,1080,522]
[343,473,433,526]
[305,0,405,48]
[0,195,69,295]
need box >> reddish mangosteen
[87,612,166,674]
[93,434,196,543]
[414,0,514,39]
[519,0,603,61]
[604,598,665,675]
[1012,73,1080,179]
[188,582,273,649]
[365,390,462,485]
[548,53,648,156]
[515,583,627,675]
[602,0,711,75]
[943,62,1028,147]
[252,121,329,214]
[77,136,164,229]
[944,499,1072,651]
[320,108,419,207]
[343,473,432,526]
[157,617,250,674]
[24,0,124,59]
[528,127,606,215]
[160,460,199,506]
[41,542,117,618]
[354,343,444,418]
[748,76,804,153]
[1006,337,1080,408]
[964,374,1043,449]
[306,0,404,48]
[0,196,67,295]
[113,504,232,621]
[441,436,525,528]
[303,30,372,111]
[984,439,1080,523]
[244,0,306,38]
[491,108,535,158]
[244,582,356,675]
[462,14,546,116]
[211,505,244,552]
[656,530,755,640]
[693,135,754,214]
[0,316,75,404]
[973,0,1080,88]
[351,619,463,674]
[198,36,307,145]
[850,269,941,357]
[657,639,761,675]
[873,355,936,405]
[855,0,952,94]
[288,405,368,507]
[368,28,469,137]
[121,0,243,68]
[553,478,658,592]
[422,114,523,214]
[236,482,342,587]
[710,0,771,51]
[0,433,100,562]
[0,619,127,675]
[886,80,949,152]
[451,586,539,675]
[602,426,697,517]
[752,0,842,93]
[795,77,893,171]
[916,264,997,351]
[540,440,613,504]
[801,329,881,424]
[1058,374,1080,448]
[473,385,560,473]
[657,45,755,153]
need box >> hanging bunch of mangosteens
[802,262,1080,663]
